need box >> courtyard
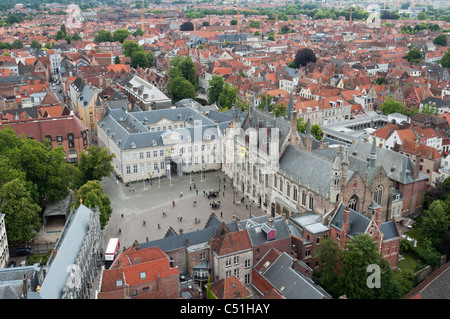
[101,170,268,251]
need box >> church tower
[330,147,343,204]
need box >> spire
[305,118,311,136]
[287,89,294,121]
[333,147,342,171]
[369,136,377,168]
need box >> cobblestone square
[101,170,268,250]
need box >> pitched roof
[212,229,252,256]
[210,275,252,299]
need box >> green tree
[297,117,323,140]
[0,178,41,244]
[316,238,343,296]
[94,29,113,43]
[433,34,447,46]
[146,50,155,66]
[113,28,131,43]
[133,28,144,37]
[440,50,450,67]
[72,180,113,229]
[404,48,423,63]
[60,23,66,36]
[217,82,238,110]
[176,56,197,89]
[335,234,402,299]
[421,200,450,247]
[5,138,80,206]
[114,55,121,64]
[230,19,237,25]
[257,94,275,112]
[168,76,196,102]
[30,39,42,50]
[130,50,149,68]
[122,40,142,57]
[420,102,439,115]
[207,75,225,104]
[273,103,287,117]
[11,39,23,49]
[380,97,407,115]
[249,20,260,28]
[78,145,115,187]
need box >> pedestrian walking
[196,189,198,195]
[158,223,161,229]
[223,192,225,197]
[172,201,175,207]
[119,228,121,234]
[194,183,196,189]
[121,214,124,218]
[143,219,146,226]
[180,216,182,222]
[220,212,223,218]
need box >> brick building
[98,245,179,299]
[0,115,89,163]
[327,204,402,268]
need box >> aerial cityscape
[0,0,449,303]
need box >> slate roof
[279,145,352,196]
[78,84,95,109]
[313,140,428,185]
[404,261,450,299]
[330,202,399,241]
[238,215,291,247]
[98,107,220,151]
[260,251,332,299]
[37,205,95,299]
[140,214,239,253]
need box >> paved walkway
[101,170,267,250]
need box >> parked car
[15,248,32,257]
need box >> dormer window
[56,135,63,142]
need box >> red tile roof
[212,230,252,256]
[210,275,252,299]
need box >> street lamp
[218,176,221,191]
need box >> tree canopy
[294,48,317,68]
[72,180,113,229]
[94,29,113,43]
[113,28,131,44]
[207,75,225,104]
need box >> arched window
[279,178,283,192]
[374,186,383,205]
[286,182,290,197]
[348,194,359,211]
[293,186,298,201]
[301,190,306,206]
[308,194,314,211]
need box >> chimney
[185,239,189,247]
[414,154,421,179]
[22,274,28,299]
[268,218,274,227]
[375,207,382,228]
[343,205,350,227]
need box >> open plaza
[101,170,267,250]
